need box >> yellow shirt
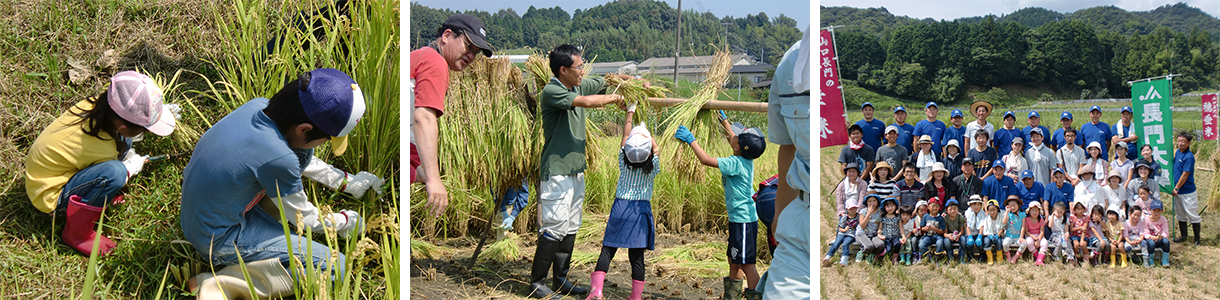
[25,100,122,213]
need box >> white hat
[946,139,960,149]
[624,123,653,163]
[932,162,948,175]
[1087,141,1102,150]
[919,135,933,144]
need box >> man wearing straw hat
[528,44,646,299]
[411,14,495,217]
[963,100,994,151]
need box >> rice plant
[659,46,735,183]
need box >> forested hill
[410,0,803,66]
[820,3,1220,104]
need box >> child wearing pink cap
[25,70,178,257]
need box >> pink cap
[108,71,175,136]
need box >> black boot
[529,234,561,298]
[553,234,589,295]
[1175,221,1188,243]
[1193,223,1202,246]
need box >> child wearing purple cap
[25,70,179,257]
[181,69,383,296]
[1141,201,1171,267]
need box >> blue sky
[410,0,812,29]
[820,0,1220,22]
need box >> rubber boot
[63,195,117,256]
[1143,254,1152,268]
[1193,223,1202,246]
[1175,221,1188,243]
[721,277,742,300]
[1120,253,1128,268]
[628,279,646,300]
[553,234,588,295]
[529,234,560,298]
[586,271,606,300]
[892,253,899,265]
[742,288,763,300]
[986,250,994,265]
[1034,252,1045,266]
[1161,250,1170,267]
[1109,253,1116,268]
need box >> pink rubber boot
[1034,252,1045,266]
[586,271,606,300]
[627,279,646,300]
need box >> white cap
[624,123,653,163]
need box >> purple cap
[108,71,176,136]
[299,68,366,138]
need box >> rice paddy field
[0,0,399,298]
[820,104,1220,299]
[407,48,780,298]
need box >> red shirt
[411,47,448,117]
[410,47,449,183]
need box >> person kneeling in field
[674,111,766,300]
[180,69,383,298]
[586,101,660,300]
[25,71,179,257]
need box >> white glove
[131,132,145,142]
[335,210,363,239]
[164,103,182,119]
[343,171,384,198]
[120,149,147,178]
[626,103,637,113]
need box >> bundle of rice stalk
[603,73,670,124]
[482,232,523,262]
[659,46,735,182]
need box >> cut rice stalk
[660,46,735,182]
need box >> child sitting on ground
[1002,196,1026,264]
[824,201,860,267]
[1048,202,1075,264]
[979,199,1006,265]
[879,198,902,265]
[673,114,766,298]
[1020,202,1048,265]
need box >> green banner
[1131,78,1174,193]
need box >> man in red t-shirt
[410,14,493,217]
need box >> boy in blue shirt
[892,106,915,152]
[942,109,967,155]
[856,102,886,150]
[1172,131,1200,245]
[918,197,948,262]
[913,102,946,156]
[675,115,766,299]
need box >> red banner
[819,29,848,148]
[1204,94,1218,140]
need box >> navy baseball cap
[894,106,907,113]
[861,102,874,110]
[731,122,767,159]
[951,109,963,118]
[442,14,494,57]
[1151,200,1164,211]
[1061,111,1073,120]
[299,68,366,155]
[1090,105,1101,112]
[1003,111,1016,119]
[992,160,1006,169]
[1021,170,1034,180]
[925,102,938,109]
[1121,106,1133,113]
[1028,111,1040,119]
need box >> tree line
[825,5,1220,103]
[410,0,804,66]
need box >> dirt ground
[410,218,774,300]
[818,147,1220,299]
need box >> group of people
[410,14,812,300]
[833,99,1203,268]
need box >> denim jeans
[201,205,346,282]
[56,160,128,211]
[964,234,981,251]
[1142,238,1170,254]
[982,235,1000,250]
[826,234,854,258]
[919,235,943,255]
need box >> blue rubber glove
[674,125,696,144]
[717,110,728,121]
[498,212,517,230]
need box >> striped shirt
[614,152,660,200]
[868,180,897,199]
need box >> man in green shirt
[529,44,645,299]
